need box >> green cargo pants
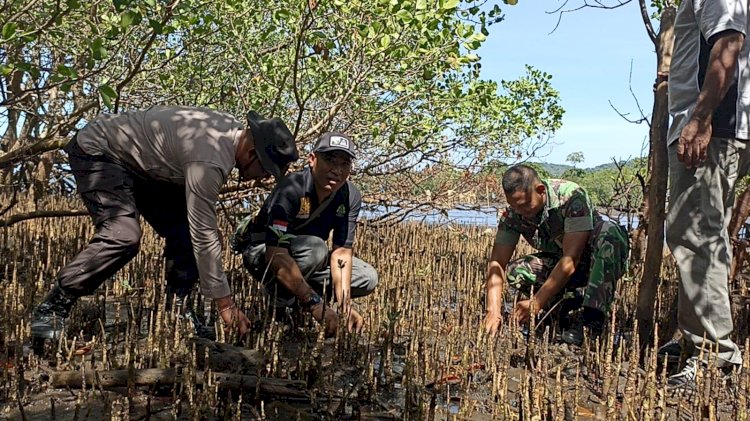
[506,220,629,315]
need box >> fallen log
[50,368,308,400]
[189,337,264,374]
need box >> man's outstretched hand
[513,299,541,325]
[215,296,252,337]
[483,311,503,336]
[677,117,712,169]
[340,305,365,333]
[310,303,339,337]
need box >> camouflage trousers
[506,220,629,315]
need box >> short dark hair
[502,164,541,194]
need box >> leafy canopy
[1,0,563,203]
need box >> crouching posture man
[482,165,629,345]
[233,132,378,336]
[31,107,299,341]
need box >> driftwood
[50,368,308,400]
[0,209,88,227]
[190,337,265,374]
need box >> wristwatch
[301,292,323,310]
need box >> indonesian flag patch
[271,220,289,233]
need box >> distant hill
[532,160,625,176]
[535,162,572,177]
[589,161,626,172]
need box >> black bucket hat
[246,111,299,178]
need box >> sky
[478,0,658,167]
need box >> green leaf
[101,95,113,109]
[441,0,459,10]
[465,40,481,50]
[416,0,427,9]
[15,62,32,73]
[468,33,486,42]
[395,9,412,23]
[144,0,156,7]
[21,32,36,42]
[0,64,13,77]
[273,9,290,22]
[120,279,133,291]
[504,0,518,4]
[2,22,18,40]
[149,19,163,34]
[380,34,391,48]
[99,84,118,108]
[56,65,77,78]
[91,38,107,60]
[99,84,117,98]
[113,0,127,12]
[120,11,141,29]
[120,12,133,28]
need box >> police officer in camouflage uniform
[482,164,629,345]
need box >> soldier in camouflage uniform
[482,164,629,345]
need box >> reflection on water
[362,204,640,230]
[361,204,499,227]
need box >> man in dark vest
[233,132,378,336]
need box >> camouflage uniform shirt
[494,179,600,253]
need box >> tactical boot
[561,307,605,346]
[30,286,78,340]
[166,288,216,340]
[556,290,584,331]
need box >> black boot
[31,286,78,340]
[561,307,605,346]
[557,290,584,331]
[166,288,216,340]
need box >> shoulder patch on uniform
[298,196,311,218]
[336,204,346,217]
